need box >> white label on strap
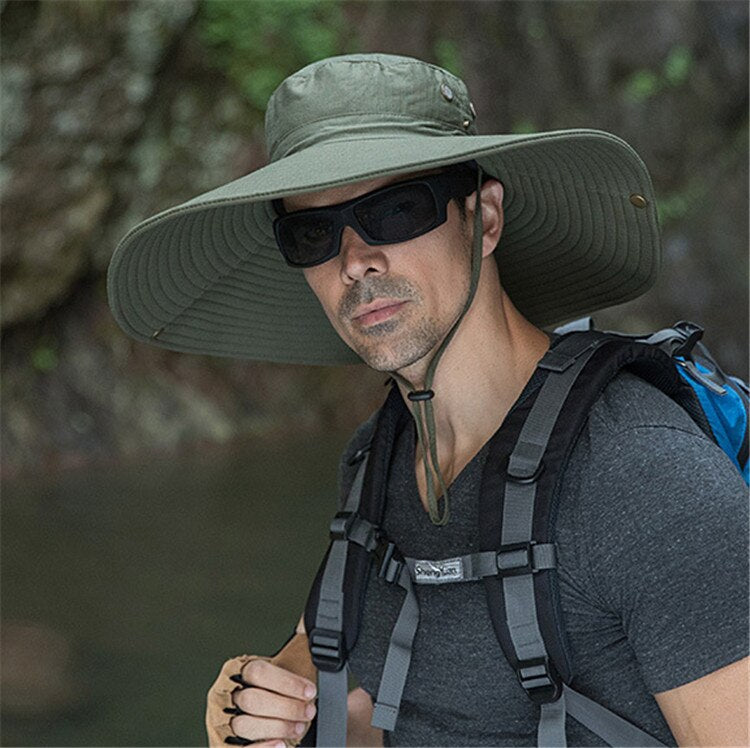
[413,557,464,583]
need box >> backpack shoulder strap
[482,330,678,747]
[302,384,409,746]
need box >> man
[107,54,748,746]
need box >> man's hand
[206,632,318,748]
[230,656,317,746]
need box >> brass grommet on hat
[629,193,648,209]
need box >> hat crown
[265,53,477,161]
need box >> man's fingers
[230,713,310,742]
[233,687,316,723]
[241,658,317,701]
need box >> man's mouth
[351,300,408,327]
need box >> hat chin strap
[390,166,485,526]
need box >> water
[1,432,349,746]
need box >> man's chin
[351,340,432,374]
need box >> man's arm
[654,656,749,746]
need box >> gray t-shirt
[336,370,749,746]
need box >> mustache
[338,277,419,320]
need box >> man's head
[280,165,505,372]
[108,53,661,366]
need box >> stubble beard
[337,227,473,373]
[353,312,444,372]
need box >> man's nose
[338,226,387,283]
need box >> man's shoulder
[568,368,744,505]
[587,368,708,442]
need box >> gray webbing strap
[563,685,667,747]
[502,347,598,671]
[499,344,602,748]
[371,565,420,731]
[315,669,348,747]
[538,692,567,747]
[315,457,368,747]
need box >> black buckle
[375,539,404,584]
[516,656,562,704]
[496,542,537,577]
[506,456,544,484]
[309,627,346,672]
[672,320,704,358]
[329,511,354,541]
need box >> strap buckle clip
[516,656,562,704]
[308,627,346,672]
[329,511,354,541]
[496,541,537,577]
[375,540,404,584]
[672,320,704,359]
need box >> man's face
[284,170,474,373]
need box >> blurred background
[1,0,747,745]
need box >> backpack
[300,320,749,747]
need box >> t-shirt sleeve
[577,424,749,694]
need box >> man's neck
[393,281,551,485]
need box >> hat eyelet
[440,83,454,102]
[629,194,648,209]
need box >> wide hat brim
[106,128,660,365]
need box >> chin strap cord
[391,165,485,526]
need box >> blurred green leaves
[511,119,537,134]
[663,45,692,86]
[197,0,349,111]
[433,38,462,76]
[624,45,694,103]
[31,345,58,373]
[657,179,707,227]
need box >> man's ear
[466,179,504,258]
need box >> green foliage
[624,69,660,103]
[31,345,58,372]
[511,118,537,134]
[197,0,349,111]
[624,44,694,103]
[432,38,462,77]
[663,45,692,87]
[657,179,707,226]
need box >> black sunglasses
[272,165,478,268]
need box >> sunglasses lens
[277,214,336,266]
[354,184,437,242]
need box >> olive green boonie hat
[106,53,661,365]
